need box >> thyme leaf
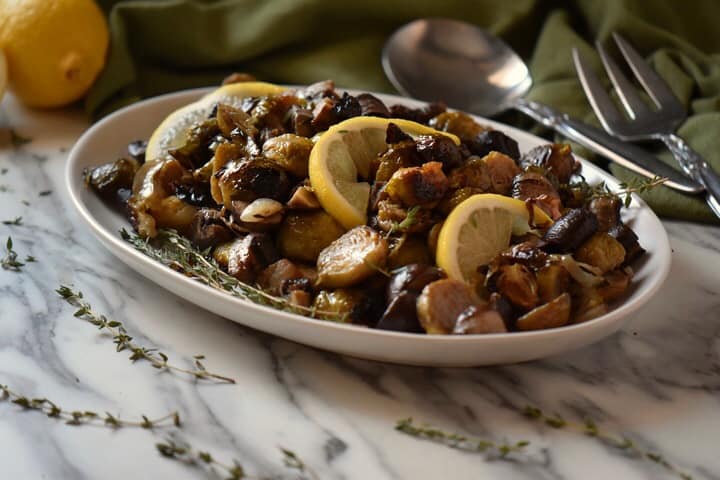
[570,175,667,208]
[522,405,692,480]
[2,216,23,226]
[55,285,236,384]
[0,384,179,429]
[120,228,345,322]
[1,237,24,271]
[38,190,52,197]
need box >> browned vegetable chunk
[188,208,233,249]
[357,93,390,117]
[536,263,570,304]
[511,171,562,219]
[387,235,432,269]
[495,263,539,311]
[608,223,645,264]
[589,196,621,232]
[375,200,435,234]
[597,268,633,302]
[217,157,290,204]
[385,161,448,207]
[573,287,608,323]
[222,233,279,283]
[316,226,389,288]
[257,259,315,296]
[84,157,140,203]
[520,144,577,183]
[169,118,220,169]
[416,279,475,334]
[429,111,487,141]
[286,185,321,209]
[262,134,314,178]
[373,140,420,182]
[453,304,507,334]
[414,134,463,170]
[482,151,521,195]
[516,293,571,331]
[575,233,626,274]
[313,289,363,322]
[437,187,484,215]
[542,208,598,253]
[447,156,492,190]
[278,211,345,263]
[216,103,256,140]
[376,292,423,333]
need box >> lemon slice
[309,117,460,229]
[0,49,6,103]
[436,194,552,282]
[145,81,287,162]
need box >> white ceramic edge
[65,87,672,367]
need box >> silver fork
[572,32,720,218]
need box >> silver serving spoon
[382,18,702,194]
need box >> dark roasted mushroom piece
[84,157,140,205]
[225,233,279,283]
[387,264,445,299]
[589,196,622,232]
[520,144,577,183]
[333,92,361,121]
[608,223,645,264]
[376,292,423,333]
[415,134,463,170]
[188,209,233,250]
[357,93,390,117]
[466,129,520,161]
[389,102,446,124]
[542,208,599,253]
[511,171,562,219]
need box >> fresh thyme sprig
[1,384,180,429]
[156,437,318,480]
[572,175,667,208]
[386,205,422,238]
[56,286,236,384]
[395,418,529,457]
[120,228,344,322]
[522,406,692,480]
[1,237,24,271]
[2,216,23,226]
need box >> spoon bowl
[382,18,532,116]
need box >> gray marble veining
[1,93,719,480]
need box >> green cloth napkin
[89,0,720,223]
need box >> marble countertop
[1,93,719,480]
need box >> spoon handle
[512,98,704,194]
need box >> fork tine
[595,41,650,119]
[612,32,683,112]
[572,48,627,133]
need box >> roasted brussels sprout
[542,208,599,253]
[314,287,384,325]
[216,103,257,140]
[84,157,140,204]
[373,140,420,182]
[494,263,539,311]
[437,187,484,215]
[278,211,345,263]
[515,293,571,331]
[536,263,570,304]
[262,134,314,178]
[447,156,492,190]
[217,157,290,204]
[416,278,483,334]
[520,144,577,183]
[482,151,521,196]
[575,233,626,274]
[387,235,432,269]
[169,118,220,169]
[317,226,389,288]
[385,162,448,207]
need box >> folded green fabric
[89,0,720,223]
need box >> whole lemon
[0,0,109,108]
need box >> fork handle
[512,98,704,194]
[661,133,720,218]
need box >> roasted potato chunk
[536,263,570,304]
[575,233,626,274]
[516,293,571,331]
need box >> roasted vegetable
[373,140,420,182]
[608,223,645,264]
[575,233,626,274]
[387,264,445,298]
[169,118,220,169]
[520,144,577,183]
[573,287,608,323]
[262,134,314,178]
[511,171,562,219]
[494,263,539,311]
[258,259,315,296]
[316,226,389,288]
[437,187,484,215]
[414,134,463,170]
[589,196,621,232]
[357,93,390,117]
[536,263,570,304]
[516,293,571,331]
[597,268,633,303]
[389,102,446,124]
[217,157,290,204]
[376,293,423,332]
[375,200,435,234]
[385,161,449,207]
[219,233,279,283]
[429,111,486,141]
[466,129,520,161]
[286,185,321,209]
[542,208,598,253]
[216,103,257,140]
[188,208,233,249]
[416,278,482,334]
[453,304,507,334]
[482,151,521,196]
[84,157,140,204]
[278,211,345,263]
[314,286,385,325]
[447,156,492,190]
[387,236,432,269]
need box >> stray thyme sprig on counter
[120,228,344,322]
[1,384,180,429]
[156,437,318,480]
[56,286,236,384]
[1,237,25,271]
[396,417,529,457]
[2,216,23,226]
[523,406,692,480]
